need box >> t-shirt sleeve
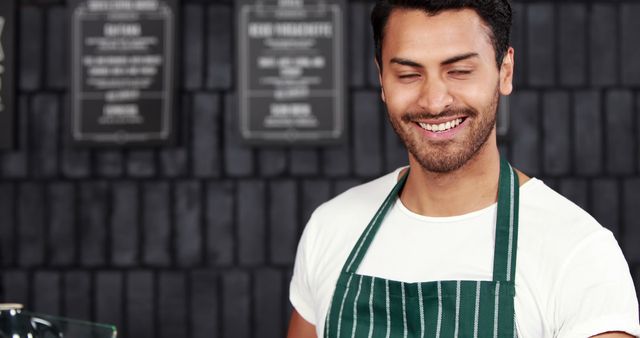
[554,230,640,338]
[289,212,319,325]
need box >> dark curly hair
[371,0,512,70]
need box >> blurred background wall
[1,0,640,337]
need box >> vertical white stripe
[436,281,442,338]
[325,301,333,338]
[367,278,375,338]
[337,274,354,338]
[385,280,391,338]
[401,282,407,338]
[454,281,461,338]
[513,312,518,338]
[493,282,501,338]
[473,281,481,338]
[418,283,425,338]
[351,276,364,338]
[507,167,515,281]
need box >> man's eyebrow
[389,58,424,68]
[441,52,479,66]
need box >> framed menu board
[237,0,346,145]
[0,0,15,149]
[70,0,176,146]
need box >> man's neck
[400,143,501,217]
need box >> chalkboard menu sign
[0,0,15,149]
[71,0,176,145]
[237,0,346,145]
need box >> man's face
[378,8,514,173]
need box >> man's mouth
[417,117,467,133]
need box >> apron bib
[324,157,520,338]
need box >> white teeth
[419,118,463,133]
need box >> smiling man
[287,1,640,337]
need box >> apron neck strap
[492,157,520,282]
[341,157,520,283]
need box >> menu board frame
[0,0,15,149]
[70,0,177,146]
[237,0,346,145]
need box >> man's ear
[499,47,515,96]
[375,58,386,102]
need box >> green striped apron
[324,157,519,338]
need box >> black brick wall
[1,1,640,337]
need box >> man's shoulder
[314,168,402,220]
[519,178,613,253]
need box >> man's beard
[387,91,499,173]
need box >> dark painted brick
[182,5,204,89]
[270,181,297,265]
[34,271,60,315]
[559,179,588,211]
[558,4,587,86]
[222,271,250,338]
[79,182,108,267]
[349,2,367,87]
[175,181,202,267]
[366,3,379,87]
[127,150,156,178]
[160,94,189,178]
[605,90,634,175]
[2,95,29,178]
[0,184,15,266]
[143,182,171,266]
[96,271,123,331]
[224,93,254,176]
[334,179,362,197]
[18,183,45,267]
[526,4,555,86]
[510,91,540,176]
[237,181,265,266]
[301,180,331,231]
[112,182,138,266]
[2,271,29,305]
[322,143,351,177]
[49,183,75,266]
[511,2,526,86]
[193,93,221,177]
[254,269,283,337]
[542,178,559,191]
[61,94,90,178]
[191,270,219,338]
[574,91,602,176]
[621,4,640,85]
[591,179,620,238]
[542,91,571,176]
[284,268,294,325]
[259,149,287,177]
[31,94,58,178]
[384,120,407,172]
[623,179,640,262]
[290,149,319,176]
[19,7,42,90]
[46,6,68,89]
[589,4,617,86]
[96,150,124,178]
[206,5,232,89]
[206,181,234,266]
[63,271,91,321]
[354,91,383,177]
[158,272,187,338]
[127,271,155,338]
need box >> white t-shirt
[290,168,640,338]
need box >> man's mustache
[400,107,479,122]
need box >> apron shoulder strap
[341,169,409,273]
[492,157,520,282]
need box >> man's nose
[416,78,454,114]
